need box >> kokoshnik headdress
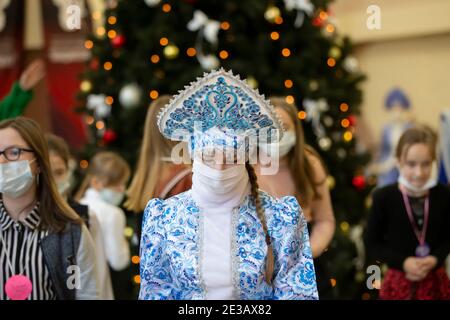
[157,69,284,158]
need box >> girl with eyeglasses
[0,117,99,300]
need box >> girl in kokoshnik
[255,97,336,298]
[139,69,318,300]
[0,117,98,300]
[365,125,450,299]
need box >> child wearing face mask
[255,97,336,298]
[0,117,98,300]
[139,70,318,300]
[46,134,88,223]
[125,95,192,241]
[75,151,131,296]
[365,126,450,299]
[46,134,114,300]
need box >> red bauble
[352,175,366,190]
[312,17,324,27]
[103,129,118,144]
[111,34,126,48]
[90,58,99,70]
[348,115,357,127]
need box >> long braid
[246,163,274,284]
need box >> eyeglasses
[0,147,34,161]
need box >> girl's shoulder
[257,189,303,222]
[304,146,327,183]
[143,190,193,219]
[372,183,400,199]
[258,188,298,207]
[87,197,125,217]
[431,183,450,200]
[157,189,193,207]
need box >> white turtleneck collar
[191,160,251,208]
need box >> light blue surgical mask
[100,188,125,206]
[0,159,36,198]
[57,174,72,196]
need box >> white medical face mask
[278,131,297,157]
[260,131,296,158]
[0,159,36,198]
[100,188,125,206]
[57,173,72,196]
[192,160,246,194]
[398,174,437,194]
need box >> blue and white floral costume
[139,189,318,300]
[139,69,318,300]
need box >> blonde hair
[269,96,327,208]
[75,151,130,201]
[396,125,437,161]
[0,117,82,232]
[125,95,189,212]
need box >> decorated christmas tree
[78,0,373,298]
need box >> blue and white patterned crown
[157,69,284,154]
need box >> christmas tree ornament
[197,54,220,70]
[246,76,258,89]
[326,175,336,189]
[343,130,353,142]
[187,10,220,68]
[329,46,342,60]
[89,58,100,70]
[187,10,220,45]
[264,6,281,23]
[318,136,332,151]
[352,175,366,190]
[102,129,118,144]
[312,16,324,27]
[111,34,126,48]
[284,0,314,28]
[348,115,357,126]
[87,94,111,118]
[144,0,161,7]
[343,56,359,73]
[303,98,329,138]
[119,83,142,109]
[80,80,92,92]
[309,80,319,91]
[164,44,179,59]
